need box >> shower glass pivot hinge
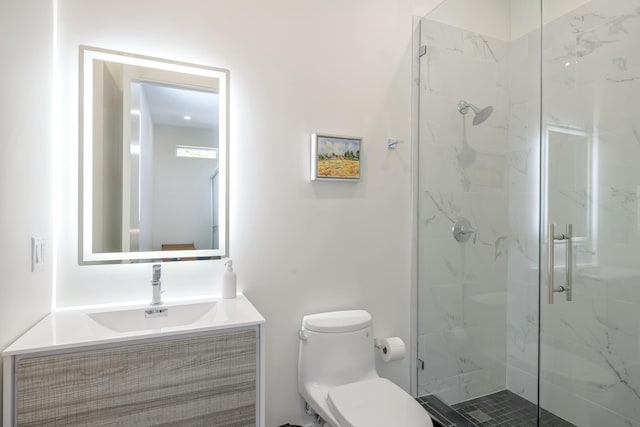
[417,357,425,370]
[419,45,427,57]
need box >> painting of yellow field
[315,135,361,180]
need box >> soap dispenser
[222,259,237,299]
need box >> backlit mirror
[80,46,228,263]
[543,126,595,243]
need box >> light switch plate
[31,237,45,272]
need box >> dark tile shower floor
[418,390,575,427]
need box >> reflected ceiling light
[183,115,192,120]
[176,145,217,159]
[131,109,141,115]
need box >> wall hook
[387,139,401,149]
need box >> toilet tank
[298,310,378,388]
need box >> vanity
[1,44,262,426]
[2,295,265,426]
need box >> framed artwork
[310,133,362,181]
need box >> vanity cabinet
[5,328,260,426]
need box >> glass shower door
[416,1,542,424]
[539,1,640,425]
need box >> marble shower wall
[535,0,640,425]
[417,19,510,404]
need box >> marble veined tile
[418,329,485,383]
[419,236,462,287]
[461,30,508,64]
[419,93,468,149]
[576,9,640,59]
[598,129,640,187]
[543,3,608,45]
[423,45,498,103]
[417,283,463,335]
[540,375,640,427]
[597,185,638,245]
[421,18,509,64]
[419,145,471,192]
[506,365,538,404]
[422,366,506,406]
[418,191,459,239]
[571,38,640,87]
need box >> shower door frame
[411,1,546,423]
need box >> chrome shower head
[457,100,493,125]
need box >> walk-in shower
[415,0,640,426]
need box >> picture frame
[310,133,362,181]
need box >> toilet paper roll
[378,337,406,362]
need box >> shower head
[457,101,493,125]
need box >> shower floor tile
[419,390,575,427]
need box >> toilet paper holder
[374,337,406,362]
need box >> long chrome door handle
[547,223,573,304]
[548,223,555,304]
[565,224,572,302]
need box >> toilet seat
[326,378,433,427]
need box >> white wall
[424,0,591,42]
[427,0,512,40]
[151,125,216,251]
[54,0,443,425]
[0,0,53,421]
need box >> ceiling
[140,82,219,130]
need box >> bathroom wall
[416,18,511,403]
[151,125,216,251]
[53,0,444,425]
[426,0,512,41]
[0,0,54,421]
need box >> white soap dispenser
[222,259,237,299]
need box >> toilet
[298,310,433,427]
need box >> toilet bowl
[297,310,433,427]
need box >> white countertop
[3,294,265,357]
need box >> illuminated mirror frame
[542,125,596,264]
[79,46,229,263]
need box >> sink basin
[3,294,265,357]
[88,301,218,333]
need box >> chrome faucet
[151,264,163,305]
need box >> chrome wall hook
[387,139,401,149]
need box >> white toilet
[298,310,434,427]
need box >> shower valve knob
[452,218,475,243]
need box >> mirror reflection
[81,47,228,263]
[545,126,592,241]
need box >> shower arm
[457,101,474,115]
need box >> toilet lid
[303,310,371,333]
[327,378,433,427]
